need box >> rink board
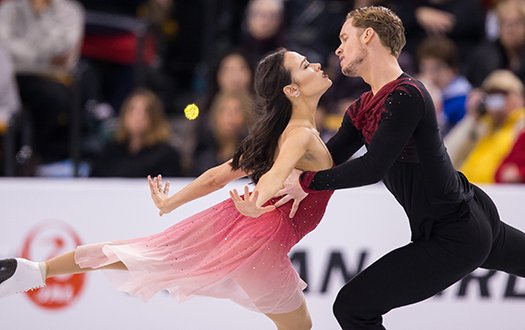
[0,178,524,330]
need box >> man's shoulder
[390,76,426,99]
[384,79,429,111]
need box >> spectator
[0,46,19,135]
[239,0,286,65]
[90,88,182,178]
[180,49,255,169]
[387,0,486,62]
[0,46,21,176]
[191,90,254,176]
[199,49,254,115]
[79,0,175,115]
[466,0,525,87]
[417,36,471,135]
[0,0,85,166]
[484,0,502,41]
[495,127,525,183]
[214,50,253,95]
[285,0,352,66]
[445,70,525,183]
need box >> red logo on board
[21,221,86,310]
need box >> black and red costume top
[300,74,474,241]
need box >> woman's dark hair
[231,48,292,183]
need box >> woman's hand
[230,186,275,218]
[148,174,172,216]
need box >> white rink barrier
[1,178,525,330]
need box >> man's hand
[230,186,275,218]
[274,169,308,218]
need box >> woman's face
[217,54,252,92]
[124,95,150,137]
[283,51,332,97]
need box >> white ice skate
[0,258,45,297]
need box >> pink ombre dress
[75,190,333,314]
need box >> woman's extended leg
[45,250,127,279]
[0,248,128,297]
[265,301,312,330]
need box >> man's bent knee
[333,285,385,330]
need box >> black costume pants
[333,186,525,330]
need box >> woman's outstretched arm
[230,128,311,217]
[149,160,246,216]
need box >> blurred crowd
[0,0,524,184]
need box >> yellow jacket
[460,109,525,183]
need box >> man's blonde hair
[347,6,406,57]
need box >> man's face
[335,19,368,77]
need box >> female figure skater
[0,48,333,330]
